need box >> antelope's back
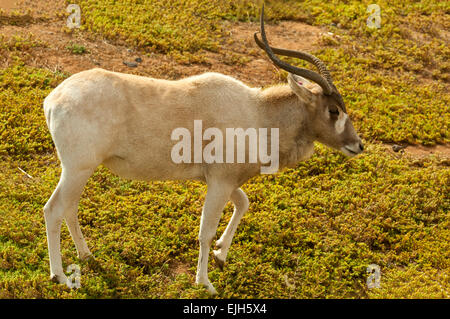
[44,68,262,181]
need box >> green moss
[0,63,68,159]
[0,144,448,298]
[0,34,48,64]
[66,43,88,55]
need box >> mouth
[341,146,361,157]
[345,147,358,155]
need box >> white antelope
[43,7,363,294]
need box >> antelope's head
[255,5,363,157]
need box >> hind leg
[65,203,92,261]
[44,166,94,285]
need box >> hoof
[79,252,94,261]
[215,240,223,249]
[208,285,218,295]
[50,274,59,283]
[196,280,218,295]
[50,273,68,285]
[213,250,225,271]
[85,255,100,269]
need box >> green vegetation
[0,63,67,159]
[0,34,48,64]
[0,131,448,298]
[66,43,88,55]
[0,0,448,298]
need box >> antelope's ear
[288,73,323,101]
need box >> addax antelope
[43,6,363,294]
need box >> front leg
[213,188,249,269]
[196,181,234,295]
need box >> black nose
[359,142,364,152]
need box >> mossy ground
[0,1,449,298]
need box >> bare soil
[0,0,326,86]
[385,144,450,160]
[0,0,19,11]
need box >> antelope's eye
[329,108,339,115]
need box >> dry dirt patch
[0,0,19,12]
[385,144,450,160]
[0,0,327,87]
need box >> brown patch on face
[341,115,360,143]
[308,99,361,153]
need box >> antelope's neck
[258,86,315,169]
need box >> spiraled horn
[254,4,333,95]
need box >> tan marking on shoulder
[261,85,295,103]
